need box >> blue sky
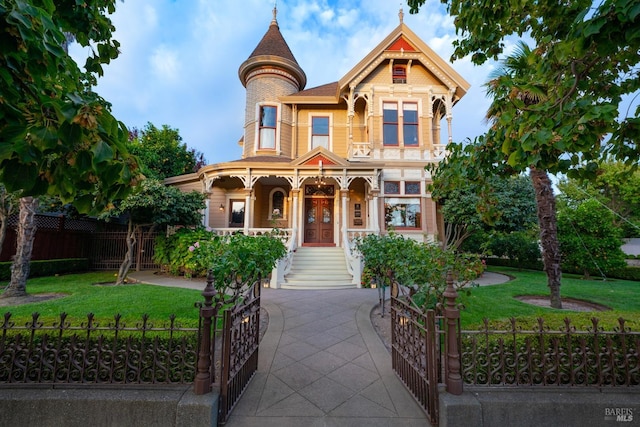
[70,0,502,165]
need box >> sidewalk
[129,272,430,426]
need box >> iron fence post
[194,270,217,395]
[443,270,463,395]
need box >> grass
[0,272,203,327]
[1,268,638,333]
[459,266,640,330]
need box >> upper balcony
[348,142,448,162]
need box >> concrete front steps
[281,246,356,290]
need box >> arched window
[269,188,287,219]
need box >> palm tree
[484,42,563,309]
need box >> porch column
[243,188,252,235]
[340,189,349,245]
[202,199,210,228]
[291,188,300,231]
[370,189,380,233]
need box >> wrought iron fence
[461,317,640,387]
[89,230,161,271]
[0,312,198,385]
[390,293,441,425]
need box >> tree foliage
[436,174,537,249]
[557,199,627,279]
[414,0,639,308]
[409,0,640,175]
[558,162,640,237]
[127,123,206,181]
[156,228,286,304]
[1,0,140,214]
[356,232,483,312]
[105,180,206,285]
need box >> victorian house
[166,9,469,289]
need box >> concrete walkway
[128,270,512,426]
[129,272,430,426]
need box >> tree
[127,123,206,180]
[105,180,205,285]
[0,185,18,258]
[558,199,627,279]
[558,162,640,237]
[436,174,537,250]
[1,1,140,297]
[411,0,640,308]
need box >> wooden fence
[1,214,160,271]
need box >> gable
[302,154,336,166]
[388,36,417,52]
[292,146,349,167]
[338,23,470,100]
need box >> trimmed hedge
[485,257,640,282]
[485,257,544,271]
[0,258,90,281]
[608,266,640,282]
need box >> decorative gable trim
[292,146,349,167]
[338,23,470,99]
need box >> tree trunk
[530,168,562,309]
[0,187,15,259]
[2,197,38,298]
[0,212,7,259]
[116,219,137,285]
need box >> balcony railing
[349,142,449,160]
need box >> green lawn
[459,267,640,330]
[0,272,203,327]
[1,268,638,333]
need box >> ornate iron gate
[390,282,441,425]
[218,282,261,424]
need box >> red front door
[304,198,334,245]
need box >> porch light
[219,204,225,211]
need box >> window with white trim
[393,66,407,84]
[311,116,330,149]
[384,198,421,229]
[383,100,421,147]
[403,103,419,146]
[383,180,422,229]
[259,105,277,149]
[383,102,399,146]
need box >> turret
[238,7,306,158]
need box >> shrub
[0,258,90,281]
[482,231,540,267]
[607,266,640,282]
[153,227,214,276]
[355,232,483,311]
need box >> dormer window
[393,66,407,84]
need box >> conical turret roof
[238,8,306,90]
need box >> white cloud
[150,45,180,83]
